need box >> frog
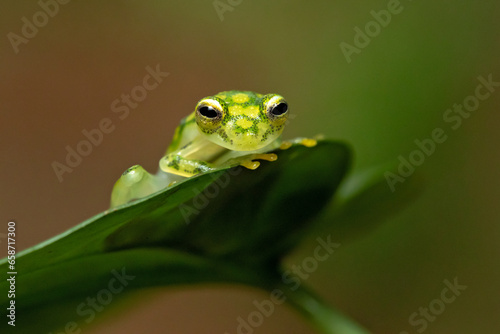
[110,90,316,207]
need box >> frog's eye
[198,105,219,119]
[270,102,288,116]
[265,95,289,125]
[195,98,224,130]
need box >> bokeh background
[1,1,499,333]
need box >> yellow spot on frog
[243,105,260,118]
[228,105,245,116]
[228,105,260,118]
[232,93,250,103]
[236,118,254,129]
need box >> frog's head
[194,91,289,151]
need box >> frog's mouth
[212,129,278,152]
[208,117,283,151]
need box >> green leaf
[10,249,266,333]
[270,279,371,334]
[175,140,352,265]
[1,141,355,333]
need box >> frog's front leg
[211,138,281,171]
[160,137,225,177]
[159,154,217,177]
[110,165,171,207]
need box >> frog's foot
[280,137,319,150]
[279,141,293,150]
[110,165,168,207]
[238,153,278,170]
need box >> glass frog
[110,90,316,207]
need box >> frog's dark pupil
[199,106,218,118]
[271,102,288,116]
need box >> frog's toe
[300,138,317,147]
[239,160,261,170]
[279,141,293,150]
[283,137,318,149]
[238,153,278,170]
[252,153,278,162]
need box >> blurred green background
[1,1,499,333]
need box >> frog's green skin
[110,91,291,207]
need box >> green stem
[271,280,371,334]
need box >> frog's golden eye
[265,95,289,125]
[198,105,219,118]
[195,98,224,130]
[269,102,288,116]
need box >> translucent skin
[159,90,288,177]
[110,91,290,207]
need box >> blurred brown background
[1,1,499,333]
